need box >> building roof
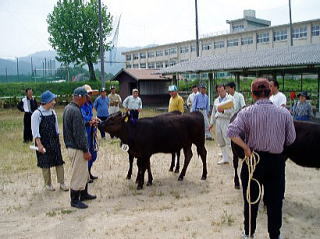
[226,16,271,26]
[159,44,320,74]
[112,68,170,81]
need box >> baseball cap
[73,87,88,97]
[168,85,178,92]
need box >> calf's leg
[197,145,207,180]
[175,150,180,173]
[178,146,193,181]
[127,153,134,180]
[169,153,175,172]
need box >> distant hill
[0,45,157,77]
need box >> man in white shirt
[225,82,246,114]
[17,88,38,142]
[186,85,199,112]
[123,89,142,125]
[209,85,235,165]
[269,79,287,107]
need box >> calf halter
[242,151,263,237]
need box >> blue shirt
[93,95,109,117]
[192,93,210,112]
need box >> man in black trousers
[17,88,38,142]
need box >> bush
[0,80,119,97]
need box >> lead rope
[241,151,263,237]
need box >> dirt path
[0,139,319,239]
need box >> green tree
[47,0,112,81]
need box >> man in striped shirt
[227,78,296,239]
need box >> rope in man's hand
[241,151,263,237]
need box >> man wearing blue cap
[63,87,96,209]
[31,90,68,192]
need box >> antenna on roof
[109,15,121,67]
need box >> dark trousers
[240,151,285,239]
[23,112,33,142]
[129,110,139,125]
[97,116,108,138]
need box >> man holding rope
[227,78,296,239]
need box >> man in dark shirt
[63,87,96,209]
[227,78,296,239]
[17,88,38,142]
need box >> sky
[0,0,319,58]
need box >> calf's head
[98,111,128,136]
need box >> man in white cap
[108,86,122,115]
[123,89,142,125]
[168,85,184,113]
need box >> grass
[0,106,161,176]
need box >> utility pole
[5,68,8,82]
[98,0,105,88]
[195,0,200,57]
[44,57,47,79]
[16,57,19,81]
[289,0,293,46]
[31,57,33,78]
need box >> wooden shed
[112,68,172,106]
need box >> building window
[241,37,253,45]
[133,53,139,60]
[132,64,139,68]
[126,54,131,61]
[202,42,212,50]
[164,61,169,67]
[140,52,146,59]
[169,47,177,55]
[147,62,155,69]
[165,49,170,56]
[227,39,239,47]
[180,46,189,54]
[156,62,163,68]
[180,59,189,63]
[273,30,288,41]
[312,25,320,36]
[147,51,154,58]
[292,26,307,39]
[156,50,163,57]
[190,45,196,52]
[232,25,244,32]
[169,61,176,66]
[257,32,269,43]
[214,41,225,49]
[140,63,146,68]
[126,64,131,69]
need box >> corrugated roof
[160,44,320,74]
[113,68,169,81]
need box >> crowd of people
[17,78,315,238]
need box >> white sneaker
[241,232,254,239]
[60,183,69,191]
[45,185,55,191]
[218,152,222,157]
[217,158,229,165]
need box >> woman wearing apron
[31,90,68,191]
